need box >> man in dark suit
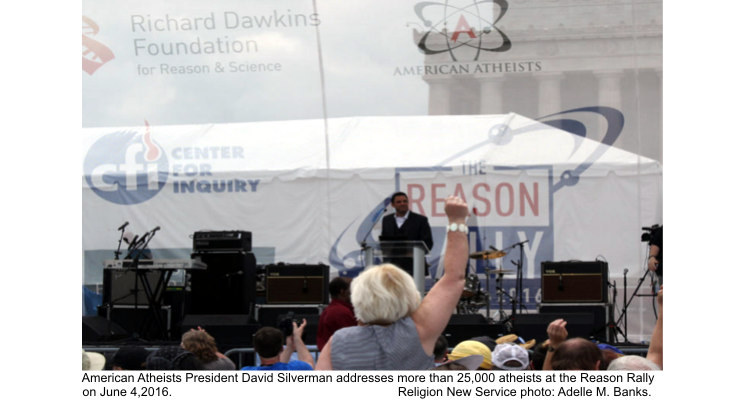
[380,192,433,275]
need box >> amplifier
[190,251,256,315]
[538,303,614,342]
[103,268,165,306]
[265,264,329,304]
[193,231,252,252]
[441,314,508,347]
[101,304,171,341]
[542,261,609,303]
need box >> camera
[277,311,301,337]
[641,224,661,242]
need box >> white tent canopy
[82,113,662,341]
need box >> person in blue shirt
[241,319,314,370]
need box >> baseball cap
[432,354,484,370]
[491,343,530,370]
[112,346,149,370]
[448,340,493,369]
[83,349,106,371]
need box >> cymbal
[490,269,516,275]
[469,250,507,260]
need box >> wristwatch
[447,222,469,234]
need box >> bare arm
[647,244,660,272]
[315,337,333,370]
[279,333,295,364]
[293,319,315,368]
[279,320,314,368]
[647,288,663,369]
[543,319,568,371]
[412,196,469,355]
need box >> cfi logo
[82,16,115,75]
[414,0,511,61]
[84,121,169,205]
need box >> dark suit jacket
[380,212,433,275]
[380,211,433,251]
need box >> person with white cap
[491,343,530,370]
[82,349,106,370]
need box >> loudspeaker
[99,305,171,341]
[103,269,165,306]
[265,264,329,304]
[190,251,256,314]
[514,313,598,344]
[83,316,128,343]
[538,303,613,342]
[442,314,507,347]
[542,261,609,302]
[181,314,260,347]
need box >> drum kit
[456,240,529,323]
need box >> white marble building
[415,0,663,162]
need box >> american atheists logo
[393,61,542,76]
[414,0,512,61]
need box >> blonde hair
[350,263,421,324]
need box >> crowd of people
[83,196,663,372]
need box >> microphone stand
[115,226,127,260]
[509,240,529,324]
[128,227,160,341]
[615,268,655,344]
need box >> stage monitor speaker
[442,314,507,347]
[190,251,256,315]
[99,304,171,341]
[83,316,128,343]
[265,264,329,304]
[103,269,165,306]
[541,261,609,303]
[181,314,259,347]
[538,303,613,342]
[514,313,598,344]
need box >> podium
[365,241,430,297]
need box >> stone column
[476,75,506,115]
[534,72,564,117]
[423,75,452,115]
[595,69,625,143]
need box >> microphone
[302,278,309,293]
[118,221,129,231]
[137,232,150,244]
[558,275,564,291]
[150,226,161,234]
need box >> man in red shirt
[316,277,357,351]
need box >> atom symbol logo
[415,0,511,61]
